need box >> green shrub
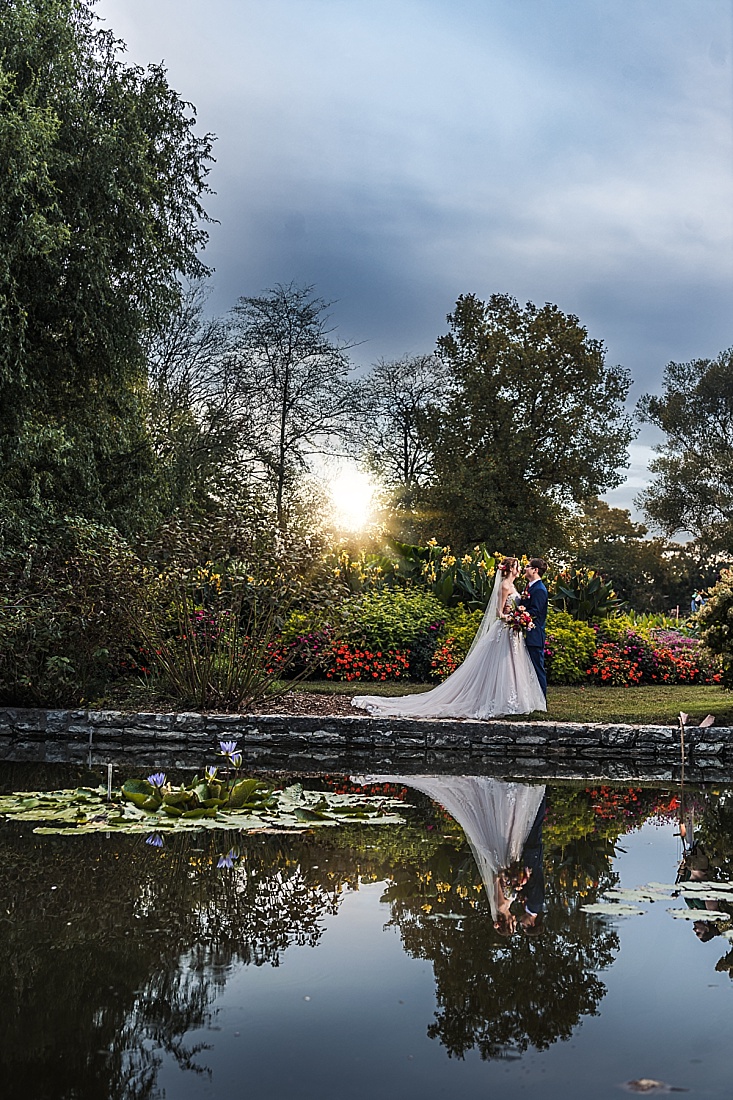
[545,610,597,684]
[0,516,147,706]
[550,567,622,621]
[441,606,485,662]
[327,542,499,609]
[337,590,445,679]
[340,590,446,651]
[599,612,692,642]
[133,515,342,709]
[695,570,733,685]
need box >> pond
[1,761,732,1099]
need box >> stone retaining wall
[0,706,732,782]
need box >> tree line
[1,0,731,614]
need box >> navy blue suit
[519,793,546,915]
[522,579,548,698]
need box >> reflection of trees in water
[4,778,717,1092]
[677,787,733,978]
[416,906,617,1060]
[383,800,620,1062]
[0,826,348,1100]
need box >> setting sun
[328,466,376,531]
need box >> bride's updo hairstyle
[498,557,518,577]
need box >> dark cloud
[99,0,733,510]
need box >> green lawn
[298,681,733,725]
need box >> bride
[352,774,546,933]
[351,557,546,720]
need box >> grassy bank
[298,681,733,725]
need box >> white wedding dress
[352,573,546,720]
[353,775,546,920]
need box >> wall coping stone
[0,706,729,768]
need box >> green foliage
[416,292,634,552]
[388,539,497,608]
[695,569,733,685]
[602,611,695,638]
[544,610,597,685]
[569,497,704,613]
[0,515,147,706]
[0,0,213,533]
[132,512,341,709]
[637,350,733,555]
[327,546,402,594]
[134,574,298,712]
[0,777,407,834]
[550,566,622,621]
[329,540,498,609]
[442,606,485,662]
[340,590,446,652]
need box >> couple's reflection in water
[675,783,733,967]
[355,774,546,937]
[0,771,626,1093]
[355,773,616,1061]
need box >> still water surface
[1,765,732,1099]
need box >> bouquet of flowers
[502,603,535,636]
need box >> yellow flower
[427,537,438,547]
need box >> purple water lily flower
[217,847,239,869]
[219,741,239,757]
[205,766,218,781]
[145,833,164,848]
[230,753,243,769]
[147,772,166,789]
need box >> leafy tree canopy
[637,350,733,556]
[0,0,214,536]
[416,293,634,553]
[569,497,704,612]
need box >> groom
[522,557,548,700]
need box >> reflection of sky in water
[153,820,733,1100]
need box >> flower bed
[587,626,721,686]
[325,644,411,682]
[274,597,722,688]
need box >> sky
[98,0,733,517]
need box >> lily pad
[121,779,154,808]
[580,903,646,916]
[604,888,670,902]
[0,780,407,836]
[667,908,729,920]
